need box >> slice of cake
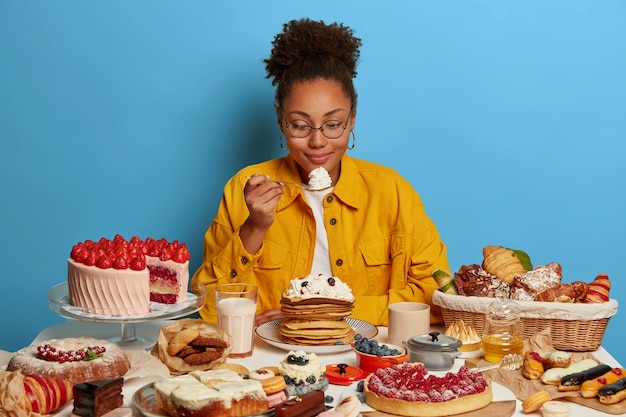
[154,369,268,417]
[144,237,190,304]
[279,274,355,345]
[72,377,124,417]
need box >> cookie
[167,328,200,356]
[250,368,275,380]
[183,349,223,365]
[212,362,250,377]
[175,345,205,358]
[190,336,228,348]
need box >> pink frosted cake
[68,235,190,316]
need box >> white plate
[255,318,377,354]
[133,382,275,417]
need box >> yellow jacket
[193,154,449,325]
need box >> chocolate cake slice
[72,377,123,417]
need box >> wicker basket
[432,291,618,351]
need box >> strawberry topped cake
[363,363,492,416]
[68,235,190,316]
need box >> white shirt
[304,188,334,276]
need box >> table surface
[29,320,624,417]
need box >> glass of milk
[215,283,258,358]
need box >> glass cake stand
[47,279,207,350]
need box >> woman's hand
[239,175,284,254]
[255,308,284,327]
[243,174,284,229]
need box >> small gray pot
[404,332,462,371]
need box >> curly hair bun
[265,18,362,86]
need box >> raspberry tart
[363,363,492,417]
[68,235,190,316]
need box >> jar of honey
[481,296,524,363]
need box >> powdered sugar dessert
[307,167,332,190]
[364,363,492,416]
[7,337,130,385]
[68,235,190,316]
[279,274,356,345]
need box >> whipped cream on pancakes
[307,167,332,190]
[283,274,355,302]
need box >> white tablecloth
[8,320,622,416]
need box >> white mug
[388,302,430,346]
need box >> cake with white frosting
[154,369,268,417]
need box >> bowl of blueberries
[352,334,409,373]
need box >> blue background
[1,1,624,362]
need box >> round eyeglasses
[281,109,352,139]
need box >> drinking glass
[215,283,258,358]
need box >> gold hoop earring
[279,133,287,151]
[347,131,356,150]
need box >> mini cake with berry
[278,350,328,396]
[279,274,355,345]
[68,235,190,316]
[7,337,131,385]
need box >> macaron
[266,389,288,408]
[318,411,344,417]
[335,395,361,417]
[260,375,287,395]
[542,400,571,417]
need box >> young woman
[193,18,450,326]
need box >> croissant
[584,273,611,303]
[535,281,588,303]
[0,371,73,416]
[482,246,533,285]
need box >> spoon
[473,353,524,372]
[245,176,331,191]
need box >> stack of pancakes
[279,298,354,345]
[278,275,355,345]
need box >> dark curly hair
[264,18,362,108]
